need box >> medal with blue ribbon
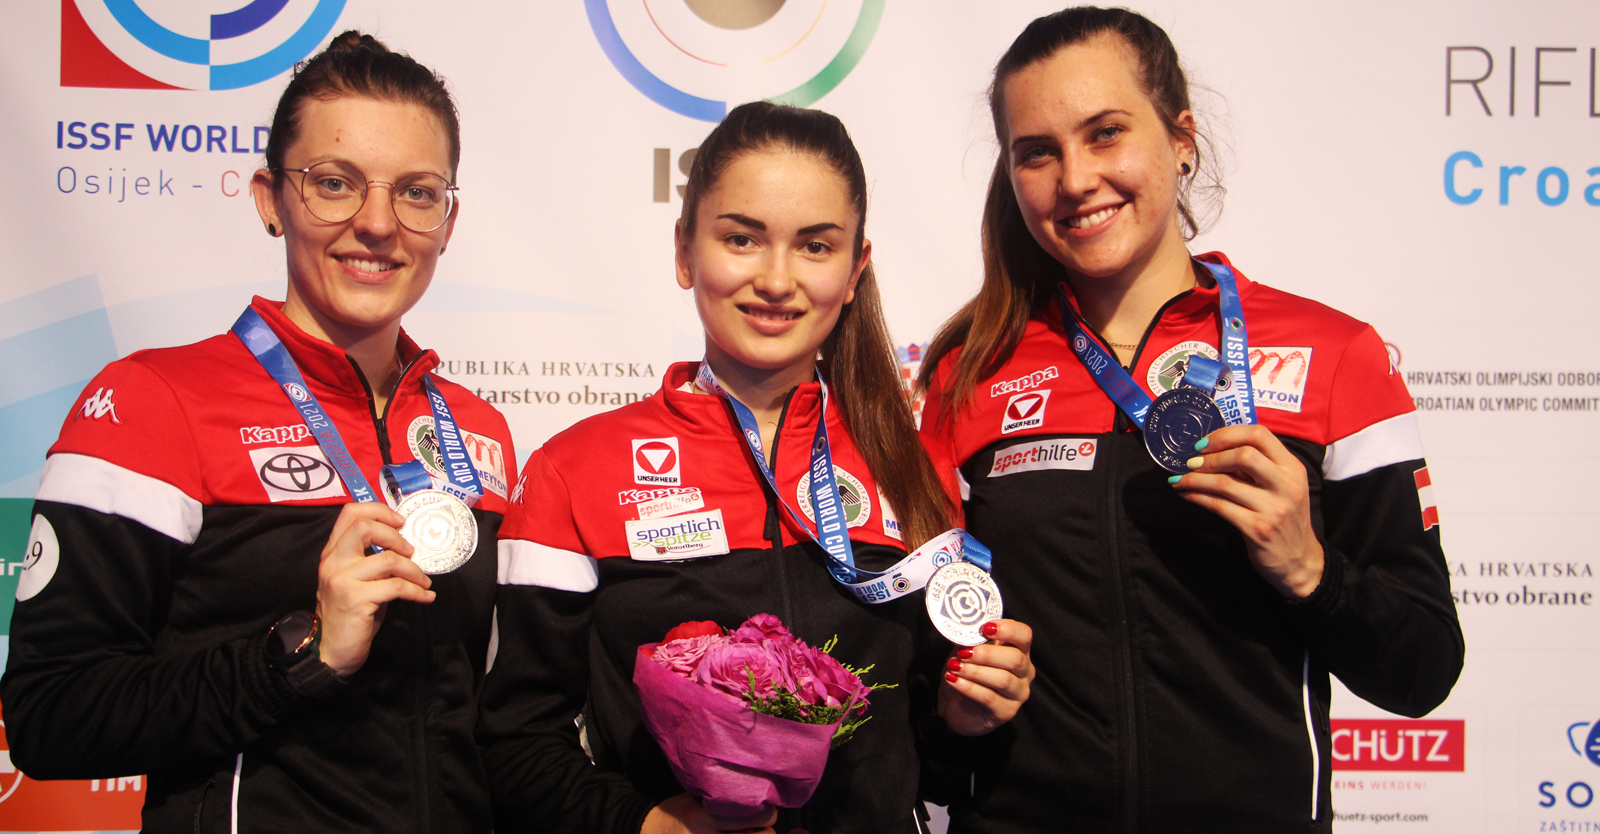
[1057,261,1259,474]
[694,360,997,616]
[233,307,482,573]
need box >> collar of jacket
[653,361,828,442]
[1045,250,1259,335]
[245,295,438,399]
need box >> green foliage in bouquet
[739,635,898,750]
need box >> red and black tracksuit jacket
[480,362,947,834]
[1,297,515,833]
[917,254,1463,833]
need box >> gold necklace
[1107,341,1139,351]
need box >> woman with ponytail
[480,101,1033,834]
[917,7,1461,831]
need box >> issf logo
[61,0,346,90]
[585,0,884,121]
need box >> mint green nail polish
[1194,437,1210,451]
[1167,475,1182,485]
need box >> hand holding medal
[1167,425,1326,599]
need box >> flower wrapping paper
[633,643,840,816]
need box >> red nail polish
[946,658,962,672]
[957,647,975,659]
[944,671,959,683]
[981,622,999,637]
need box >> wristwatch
[264,611,344,699]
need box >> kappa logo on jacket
[1001,390,1051,434]
[76,387,122,423]
[632,437,681,485]
[240,425,313,445]
[990,366,1059,398]
[248,445,347,502]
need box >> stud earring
[267,223,277,236]
[1180,163,1192,176]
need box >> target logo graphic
[632,437,682,485]
[61,0,346,90]
[585,0,885,121]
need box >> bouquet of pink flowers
[632,613,887,818]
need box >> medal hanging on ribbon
[233,307,482,574]
[1057,261,1259,474]
[695,361,1001,630]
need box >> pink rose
[728,613,792,645]
[653,633,724,677]
[694,641,797,701]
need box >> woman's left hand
[938,619,1034,737]
[1169,424,1324,599]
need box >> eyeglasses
[275,161,458,233]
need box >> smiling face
[1003,33,1194,286]
[251,95,457,344]
[676,147,869,390]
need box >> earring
[1180,163,1192,176]
[440,247,446,254]
[267,223,277,236]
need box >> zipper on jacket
[1102,419,1140,834]
[348,352,424,467]
[348,351,434,833]
[1103,284,1204,832]
[192,777,214,834]
[763,389,800,629]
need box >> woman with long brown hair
[480,101,1033,834]
[917,7,1461,831]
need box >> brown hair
[918,6,1219,413]
[680,101,953,549]
[265,30,461,183]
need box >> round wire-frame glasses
[276,161,457,233]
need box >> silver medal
[924,562,1004,647]
[397,489,477,575]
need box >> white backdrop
[2,1,1598,831]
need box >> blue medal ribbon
[1056,260,1258,429]
[232,307,483,509]
[694,361,990,604]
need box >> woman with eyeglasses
[1,32,514,832]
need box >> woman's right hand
[641,794,776,834]
[315,502,435,678]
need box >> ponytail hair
[680,102,954,549]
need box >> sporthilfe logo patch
[989,438,1097,477]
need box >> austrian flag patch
[1414,467,1439,530]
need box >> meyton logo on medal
[1001,390,1050,434]
[632,437,681,485]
